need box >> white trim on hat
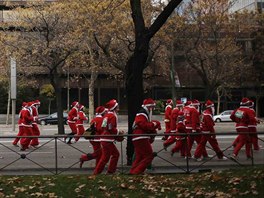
[109,102,118,111]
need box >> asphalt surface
[0,115,264,175]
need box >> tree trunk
[6,88,11,125]
[50,70,65,134]
[88,70,97,121]
[126,45,149,165]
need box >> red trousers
[81,141,102,165]
[20,126,33,150]
[130,138,154,175]
[194,133,223,159]
[233,128,252,157]
[249,127,259,150]
[186,130,208,157]
[13,126,23,145]
[75,125,85,142]
[30,124,40,146]
[68,122,77,134]
[93,141,119,175]
[171,138,187,157]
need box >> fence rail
[0,132,263,175]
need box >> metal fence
[0,132,263,175]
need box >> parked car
[38,112,68,125]
[213,110,234,122]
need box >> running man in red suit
[163,100,184,150]
[13,102,27,146]
[129,98,161,175]
[29,100,41,148]
[74,104,88,143]
[20,102,34,151]
[193,100,227,161]
[80,106,106,168]
[94,99,124,175]
[65,101,79,144]
[230,97,255,160]
[184,99,208,158]
[171,111,188,157]
[162,99,173,140]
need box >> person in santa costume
[19,102,34,151]
[12,102,27,147]
[93,99,124,175]
[129,98,161,175]
[74,104,88,143]
[162,99,173,140]
[29,100,41,148]
[230,97,255,160]
[65,101,79,144]
[171,110,188,157]
[248,100,261,151]
[163,100,184,150]
[183,99,208,158]
[193,100,227,161]
[80,106,106,168]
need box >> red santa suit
[13,102,27,146]
[66,101,79,144]
[94,99,121,175]
[184,100,208,157]
[248,101,260,150]
[193,100,225,160]
[163,100,184,149]
[130,98,161,175]
[171,111,187,157]
[80,106,106,168]
[163,99,173,140]
[20,103,34,151]
[30,100,41,147]
[75,105,88,142]
[230,98,254,159]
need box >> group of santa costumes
[13,100,41,151]
[163,99,227,161]
[230,97,260,160]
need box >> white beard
[149,109,153,121]
[212,107,215,115]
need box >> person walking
[65,101,79,144]
[129,98,161,175]
[93,99,124,175]
[230,97,254,160]
[29,100,41,148]
[12,102,27,147]
[162,99,173,140]
[19,102,34,151]
[80,106,106,168]
[193,100,227,161]
[74,104,88,143]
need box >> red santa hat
[185,100,192,106]
[33,100,41,106]
[106,99,118,111]
[79,104,84,111]
[27,102,34,107]
[191,99,200,106]
[248,100,254,108]
[142,98,156,107]
[205,100,214,108]
[176,100,183,107]
[95,106,106,115]
[71,101,79,108]
[22,102,27,107]
[240,97,250,106]
[166,99,173,105]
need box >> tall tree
[125,0,183,164]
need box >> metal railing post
[55,137,58,175]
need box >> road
[0,121,263,175]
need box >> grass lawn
[0,166,263,198]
